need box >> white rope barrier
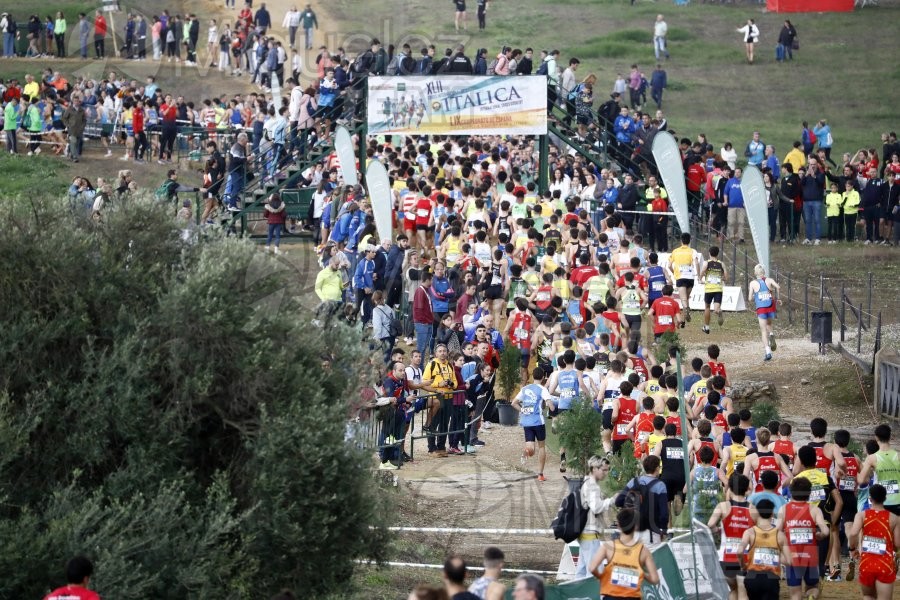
[355,559,558,576]
[385,526,691,535]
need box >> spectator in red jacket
[413,269,434,359]
[93,9,106,59]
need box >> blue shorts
[785,565,819,587]
[757,311,777,320]
[524,424,546,442]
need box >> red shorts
[403,219,415,232]
[858,567,897,587]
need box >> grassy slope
[329,0,897,158]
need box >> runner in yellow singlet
[667,232,701,326]
[698,245,728,334]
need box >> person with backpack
[155,169,200,208]
[589,508,661,597]
[614,455,670,544]
[576,455,615,579]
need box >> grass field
[328,0,898,160]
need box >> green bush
[0,194,390,598]
[750,402,781,428]
[602,441,641,497]
[555,396,605,477]
[653,331,686,365]
[496,345,523,401]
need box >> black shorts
[676,278,694,289]
[612,438,629,454]
[704,291,723,305]
[743,572,779,598]
[602,408,613,430]
[484,284,503,300]
[416,224,429,231]
[548,406,568,418]
[720,561,744,579]
[662,478,686,503]
[624,314,641,330]
[524,424,546,442]
[886,504,900,516]
[840,490,858,522]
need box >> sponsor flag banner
[741,165,770,275]
[504,576,599,600]
[651,131,691,235]
[367,76,547,136]
[366,159,393,242]
[334,126,358,186]
[641,542,687,600]
[667,521,731,600]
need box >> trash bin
[811,311,832,344]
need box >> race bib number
[637,430,650,443]
[602,400,614,411]
[617,424,630,436]
[758,292,772,302]
[809,486,826,503]
[666,447,685,460]
[652,281,664,291]
[514,328,528,340]
[839,477,857,491]
[862,535,888,555]
[789,527,813,545]
[753,547,780,567]
[678,265,695,278]
[883,480,899,494]
[658,315,673,325]
[416,208,429,218]
[521,405,535,416]
[724,537,742,556]
[707,274,721,284]
[560,388,576,399]
[624,300,640,310]
[611,566,640,589]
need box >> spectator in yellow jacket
[841,179,861,243]
[825,182,843,243]
[783,141,806,174]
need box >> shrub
[653,331,686,365]
[496,345,523,401]
[555,396,605,477]
[750,402,781,428]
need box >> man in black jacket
[779,163,800,242]
[442,44,473,74]
[515,48,533,75]
[384,234,409,307]
[616,173,639,230]
[887,172,900,245]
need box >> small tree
[601,440,641,497]
[653,330,686,365]
[496,345,522,401]
[555,396,605,477]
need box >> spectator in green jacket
[4,95,19,154]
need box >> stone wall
[730,380,779,411]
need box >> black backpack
[536,60,549,76]
[550,487,588,543]
[620,477,657,533]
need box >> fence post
[804,274,809,333]
[867,272,873,328]
[840,284,846,343]
[874,311,882,373]
[819,273,824,312]
[731,243,738,285]
[743,251,749,301]
[787,272,793,325]
[857,302,863,354]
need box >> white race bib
[758,292,772,301]
[753,547,780,567]
[666,447,685,460]
[809,487,826,503]
[652,281,664,291]
[789,527,813,545]
[616,423,630,436]
[862,535,888,555]
[416,208,429,218]
[658,315,673,325]
[611,565,640,589]
[707,274,721,284]
[724,537,742,556]
[883,480,899,494]
[839,477,856,491]
[678,265,695,278]
[520,405,535,416]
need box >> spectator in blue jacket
[384,234,409,307]
[764,145,780,181]
[813,119,836,167]
[746,131,765,167]
[614,106,635,145]
[614,455,669,544]
[429,260,456,318]
[800,159,826,244]
[724,167,746,243]
[801,121,816,155]
[354,245,377,326]
[650,64,666,109]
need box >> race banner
[641,542,687,600]
[503,576,599,600]
[741,165,770,275]
[651,131,691,235]
[668,522,731,600]
[367,76,548,136]
[334,125,358,187]
[366,159,393,242]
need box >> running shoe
[702,326,710,334]
[559,458,567,473]
[764,353,772,361]
[447,447,463,455]
[846,557,856,581]
[402,452,413,462]
[378,461,398,470]
[537,474,546,482]
[465,445,478,454]
[718,312,724,327]
[472,439,486,447]
[825,567,841,581]
[769,332,777,351]
[686,311,691,322]
[550,418,557,434]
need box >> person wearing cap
[354,244,378,327]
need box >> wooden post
[804,274,809,333]
[787,272,793,325]
[819,273,824,312]
[874,311,882,374]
